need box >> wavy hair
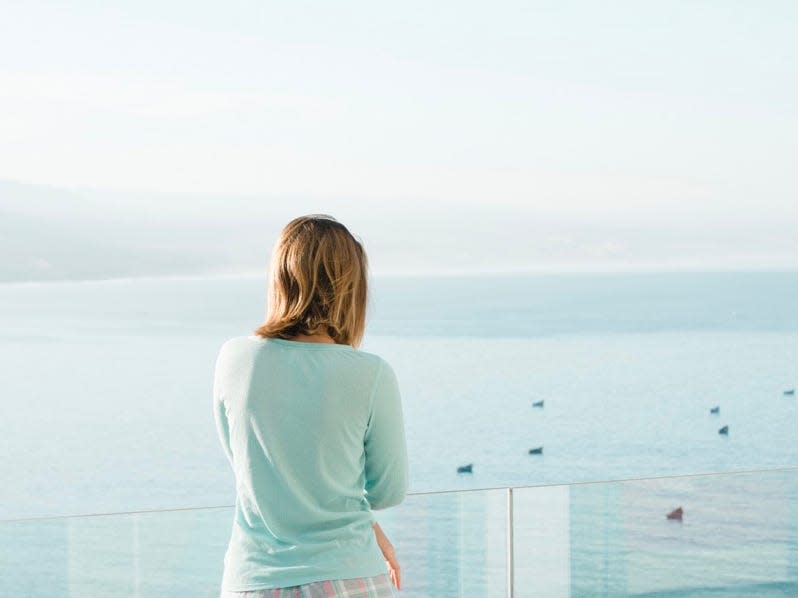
[253,215,368,347]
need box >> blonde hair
[253,214,368,348]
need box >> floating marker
[667,507,684,520]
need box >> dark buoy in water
[666,507,684,520]
[710,406,720,414]
[718,425,729,435]
[457,464,473,474]
[785,389,795,396]
[532,400,544,408]
[528,447,543,455]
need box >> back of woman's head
[253,214,369,347]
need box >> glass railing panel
[0,506,232,597]
[512,483,573,597]
[514,467,798,597]
[0,489,508,598]
[376,487,508,597]
[3,468,796,597]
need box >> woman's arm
[364,360,409,509]
[212,344,234,468]
[373,522,401,590]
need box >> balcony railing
[2,466,797,597]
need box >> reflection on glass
[514,468,798,597]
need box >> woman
[213,215,409,598]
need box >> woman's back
[213,334,408,592]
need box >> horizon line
[2,264,798,288]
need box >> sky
[1,1,797,280]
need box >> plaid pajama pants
[220,573,396,598]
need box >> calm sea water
[1,271,797,596]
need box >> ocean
[1,271,797,596]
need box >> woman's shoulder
[351,347,390,368]
[350,349,398,383]
[218,334,255,352]
[217,335,389,367]
[234,333,382,355]
[214,335,268,364]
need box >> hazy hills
[2,179,797,284]
[0,180,250,283]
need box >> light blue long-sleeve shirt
[212,335,409,591]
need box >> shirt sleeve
[363,359,409,510]
[212,343,235,469]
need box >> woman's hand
[372,522,401,590]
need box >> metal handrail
[2,464,797,524]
